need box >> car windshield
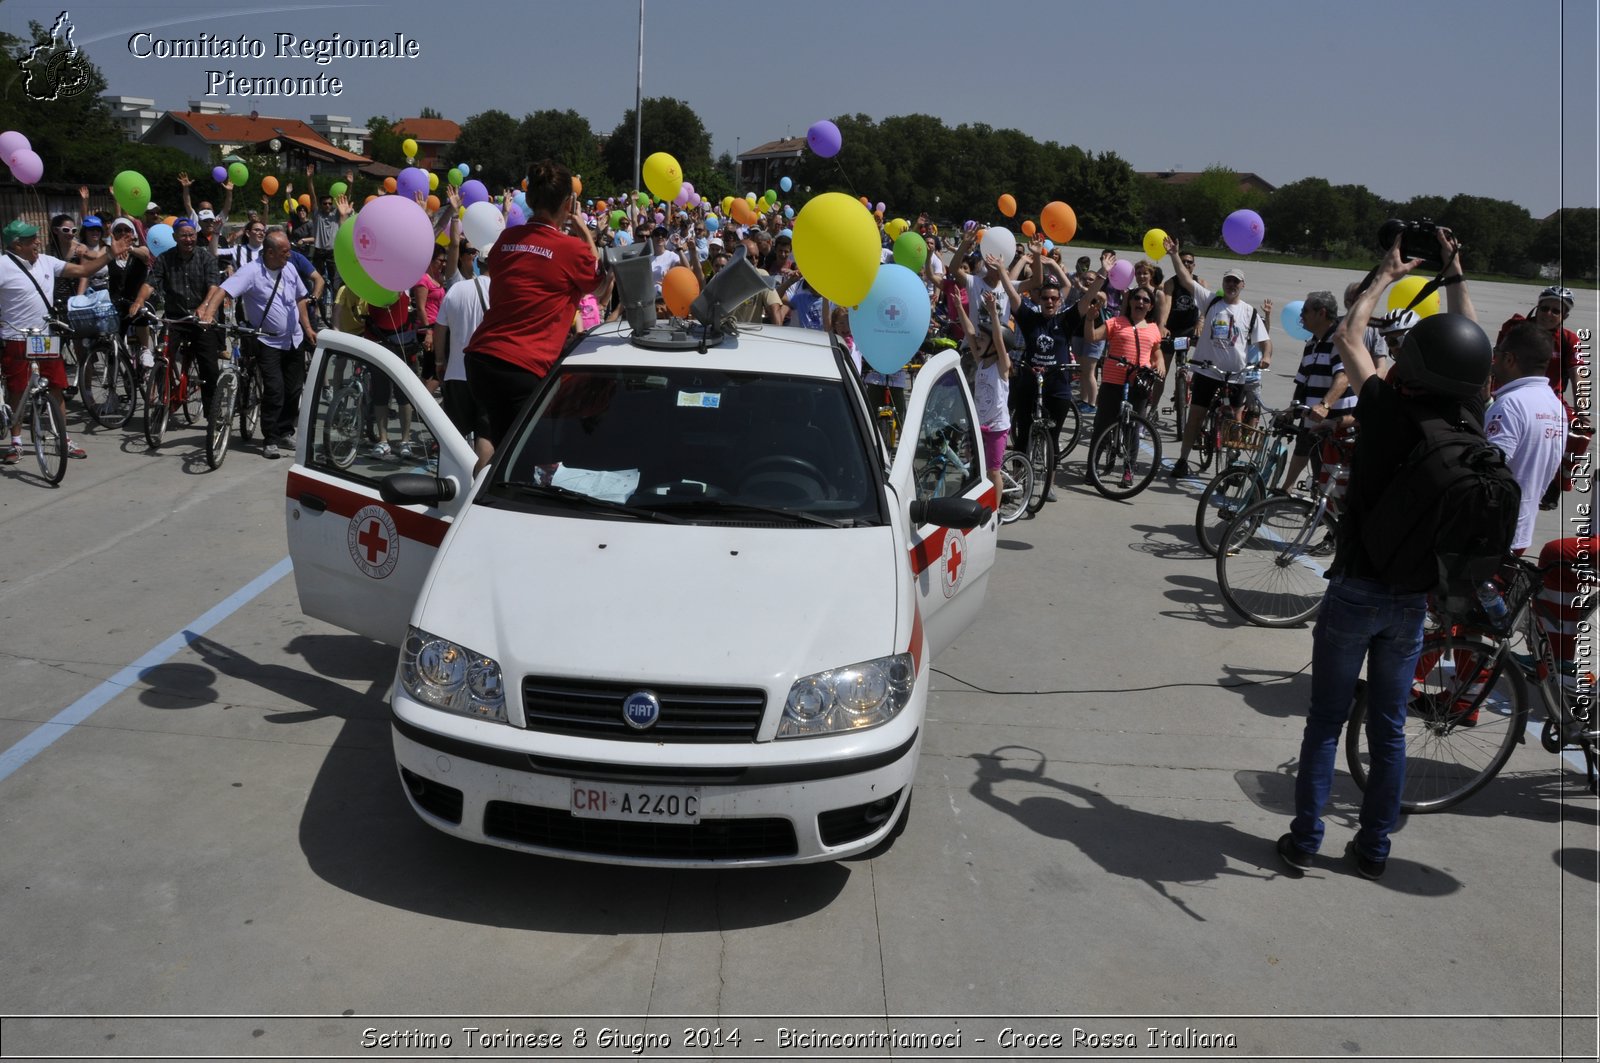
[488,366,882,526]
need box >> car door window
[309,347,439,486]
[912,369,980,502]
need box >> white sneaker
[139,349,155,368]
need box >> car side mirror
[908,496,992,529]
[379,473,456,507]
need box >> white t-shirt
[650,249,681,292]
[967,273,1010,326]
[0,253,64,340]
[1486,374,1567,550]
[974,354,1010,433]
[440,275,491,383]
[1190,284,1270,378]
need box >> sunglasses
[1181,259,1196,267]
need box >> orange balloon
[364,195,376,204]
[731,198,756,226]
[383,177,397,194]
[297,193,311,209]
[596,199,608,212]
[662,265,701,318]
[426,194,440,212]
[1021,219,1036,237]
[523,178,529,191]
[571,175,582,196]
[859,196,870,207]
[163,215,176,227]
[998,193,1017,218]
[261,175,279,196]
[1040,201,1077,244]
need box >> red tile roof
[166,111,329,145]
[392,118,461,144]
[277,132,369,164]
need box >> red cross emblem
[357,519,389,564]
[884,301,902,322]
[940,528,967,598]
[356,231,372,251]
[945,538,963,582]
[348,504,400,579]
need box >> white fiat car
[285,254,997,866]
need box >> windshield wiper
[488,482,687,523]
[651,498,851,527]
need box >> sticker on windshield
[348,504,400,580]
[940,528,967,598]
[676,391,721,408]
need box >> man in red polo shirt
[464,159,599,461]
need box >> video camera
[1377,218,1444,269]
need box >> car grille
[521,676,766,742]
[484,801,797,860]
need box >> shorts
[1071,335,1105,363]
[980,425,1008,472]
[1190,373,1244,411]
[3,339,69,402]
[465,349,544,447]
[441,378,491,441]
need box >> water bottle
[1476,581,1509,628]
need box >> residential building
[391,118,461,170]
[142,109,370,173]
[102,95,161,141]
[737,137,804,194]
[309,114,367,156]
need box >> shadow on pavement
[1157,573,1239,627]
[1128,521,1209,562]
[155,631,851,933]
[1555,847,1599,883]
[1222,662,1312,719]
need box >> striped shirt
[1293,330,1356,411]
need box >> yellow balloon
[884,218,908,241]
[791,192,880,307]
[427,172,439,191]
[436,231,450,247]
[1387,275,1441,318]
[1143,228,1168,261]
[641,151,682,202]
[402,138,419,159]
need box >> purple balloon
[806,119,842,159]
[396,166,429,200]
[212,165,227,183]
[673,184,690,207]
[459,179,489,207]
[8,149,43,185]
[1222,209,1265,255]
[0,130,30,158]
[1108,259,1135,290]
[505,202,527,227]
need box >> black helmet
[1390,313,1493,399]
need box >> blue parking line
[0,556,294,785]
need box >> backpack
[1360,402,1521,614]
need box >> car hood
[416,506,902,688]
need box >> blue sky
[10,0,1596,216]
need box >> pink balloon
[654,211,665,224]
[352,196,435,292]
[673,184,690,207]
[0,131,30,158]
[8,149,44,186]
[1108,259,1135,290]
[505,202,526,227]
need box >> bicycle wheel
[1024,423,1055,515]
[81,340,132,429]
[996,449,1032,524]
[180,361,204,426]
[1194,465,1266,557]
[205,371,236,470]
[239,361,263,443]
[1053,401,1082,463]
[1345,634,1528,813]
[1087,413,1162,501]
[1216,496,1336,626]
[1171,373,1189,442]
[1195,408,1219,474]
[29,388,68,484]
[143,358,171,449]
[322,384,363,469]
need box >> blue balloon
[145,223,175,256]
[850,264,931,375]
[704,216,719,232]
[1280,299,1312,341]
[779,228,793,240]
[779,176,792,193]
[1043,239,1055,252]
[783,205,794,219]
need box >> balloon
[1387,275,1441,318]
[261,175,280,196]
[570,175,582,198]
[892,231,927,273]
[641,152,683,202]
[614,229,633,246]
[421,172,435,193]
[636,192,650,208]
[979,226,1017,266]
[884,218,907,241]
[462,200,506,253]
[446,168,463,187]
[1040,201,1076,244]
[334,216,397,306]
[791,192,879,306]
[765,189,777,205]
[458,163,470,176]
[401,137,418,159]
[112,171,151,215]
[144,223,175,256]
[783,206,794,219]
[780,176,792,193]
[673,183,690,207]
[505,202,526,227]
[1043,240,1055,252]
[962,219,978,232]
[1021,220,1036,238]
[1279,300,1312,341]
[1143,228,1169,261]
[352,195,435,291]
[747,192,758,204]
[436,231,450,247]
[0,131,30,157]
[228,162,249,186]
[662,265,700,318]
[654,211,665,225]
[875,201,886,214]
[610,210,626,230]
[1108,259,1135,290]
[329,181,348,199]
[397,167,429,200]
[851,264,931,375]
[297,193,311,209]
[997,194,1017,218]
[285,199,296,214]
[211,166,227,183]
[1222,209,1265,254]
[704,216,719,232]
[595,199,607,212]
[7,149,42,185]
[425,194,440,213]
[455,179,485,207]
[163,216,176,227]
[382,177,397,194]
[806,119,842,158]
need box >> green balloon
[893,231,928,273]
[610,210,626,230]
[765,189,777,204]
[333,216,398,307]
[329,181,348,199]
[446,168,464,187]
[112,170,150,216]
[227,161,249,186]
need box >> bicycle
[1344,557,1599,812]
[1192,404,1305,557]
[1213,423,1352,627]
[1084,356,1163,501]
[204,322,270,469]
[912,414,1029,526]
[78,307,158,430]
[143,315,209,450]
[1,321,73,484]
[322,357,376,469]
[1184,359,1255,476]
[1165,336,1195,441]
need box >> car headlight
[400,626,507,722]
[776,653,915,738]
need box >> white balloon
[461,200,505,253]
[979,226,1017,266]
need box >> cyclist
[1497,285,1584,406]
[128,218,224,415]
[1153,245,1203,418]
[954,289,1011,500]
[1014,239,1104,501]
[1083,282,1164,461]
[1280,290,1354,494]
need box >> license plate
[570,781,702,824]
[26,335,58,356]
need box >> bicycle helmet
[1376,309,1420,336]
[1538,285,1575,310]
[1390,313,1493,399]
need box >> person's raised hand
[177,172,192,188]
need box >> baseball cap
[652,225,669,237]
[145,202,160,212]
[197,209,215,222]
[3,219,39,243]
[82,216,104,230]
[110,217,135,234]
[172,217,197,232]
[1222,267,1245,282]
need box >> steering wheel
[737,455,829,503]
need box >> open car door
[888,349,998,656]
[285,331,475,645]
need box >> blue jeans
[1289,575,1428,862]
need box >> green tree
[418,106,443,120]
[601,97,712,193]
[449,109,522,190]
[518,109,602,187]
[364,116,405,168]
[1530,208,1599,280]
[1262,178,1351,254]
[1438,194,1535,274]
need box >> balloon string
[832,158,859,199]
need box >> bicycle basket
[66,291,119,336]
[1220,420,1266,451]
[1128,367,1159,408]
